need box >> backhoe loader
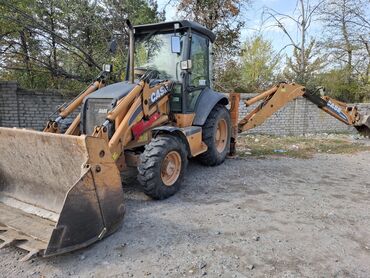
[0,20,369,260]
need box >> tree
[218,36,281,93]
[0,0,44,86]
[313,69,367,102]
[0,0,163,90]
[176,0,250,62]
[319,0,370,101]
[283,39,325,87]
[101,0,164,79]
[216,59,243,92]
[263,0,324,84]
[240,35,281,92]
[320,0,359,82]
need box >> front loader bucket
[0,128,125,260]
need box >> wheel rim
[215,119,228,153]
[161,151,182,186]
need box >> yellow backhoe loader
[0,20,369,260]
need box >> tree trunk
[300,0,306,84]
[19,29,33,85]
[360,37,370,85]
[341,0,352,83]
[47,0,58,75]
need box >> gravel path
[1,152,370,278]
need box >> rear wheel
[138,135,188,199]
[197,104,231,166]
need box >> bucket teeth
[0,238,15,249]
[0,226,45,260]
[20,249,40,262]
[0,238,40,261]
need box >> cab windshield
[135,32,184,81]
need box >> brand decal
[150,86,169,105]
[98,108,108,114]
[327,100,348,121]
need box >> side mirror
[171,36,181,54]
[108,39,117,54]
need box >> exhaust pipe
[126,20,135,84]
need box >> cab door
[186,33,210,112]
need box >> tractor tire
[197,104,231,166]
[137,135,188,200]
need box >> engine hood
[80,81,136,135]
[83,81,136,102]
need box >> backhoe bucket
[0,128,125,260]
[355,115,370,137]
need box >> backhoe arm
[229,83,370,154]
[237,83,306,132]
[303,90,370,135]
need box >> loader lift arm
[229,83,370,155]
[43,66,112,134]
[42,64,173,166]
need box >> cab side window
[190,34,209,87]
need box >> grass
[237,134,370,159]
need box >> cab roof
[133,20,216,43]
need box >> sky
[157,0,323,56]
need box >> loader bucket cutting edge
[0,128,125,259]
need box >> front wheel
[138,135,188,200]
[197,104,231,166]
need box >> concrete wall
[0,81,74,131]
[0,81,369,135]
[236,93,370,136]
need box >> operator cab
[131,20,216,114]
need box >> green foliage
[216,60,243,92]
[239,36,280,93]
[317,0,370,102]
[218,36,280,93]
[283,40,325,85]
[0,0,163,91]
[313,69,369,102]
[177,0,250,62]
[1,0,368,104]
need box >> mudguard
[193,87,228,126]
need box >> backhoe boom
[229,83,370,154]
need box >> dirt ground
[1,137,370,278]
